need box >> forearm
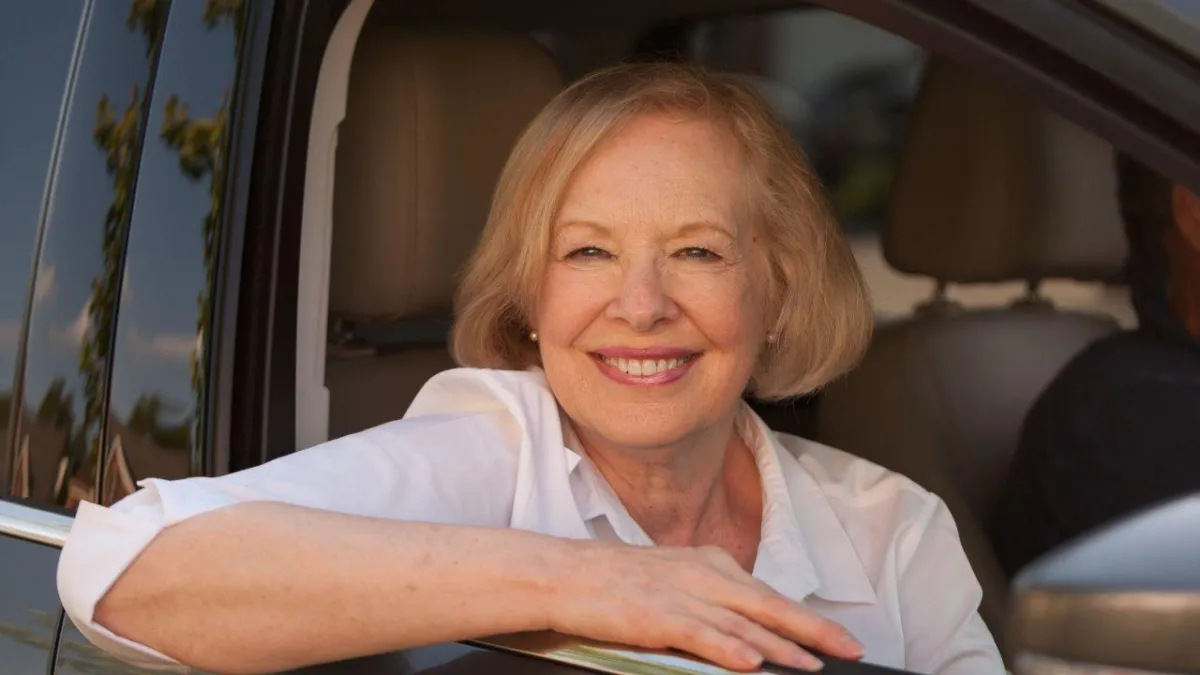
[95,501,563,674]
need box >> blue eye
[676,247,721,261]
[566,246,611,260]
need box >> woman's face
[535,113,769,450]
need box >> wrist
[512,533,587,633]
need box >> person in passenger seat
[993,154,1200,577]
[56,62,1002,675]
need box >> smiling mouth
[593,354,698,377]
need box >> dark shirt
[992,296,1200,578]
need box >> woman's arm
[94,501,862,674]
[59,384,861,673]
[94,502,563,674]
[58,411,526,671]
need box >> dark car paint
[0,535,61,675]
[2,0,1199,674]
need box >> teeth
[602,356,689,376]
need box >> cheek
[671,270,765,348]
[535,265,611,344]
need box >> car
[1,0,1198,673]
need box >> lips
[589,348,700,385]
[597,354,694,376]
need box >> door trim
[0,499,71,548]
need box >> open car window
[684,8,1134,325]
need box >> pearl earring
[529,330,539,342]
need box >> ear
[1173,184,1200,253]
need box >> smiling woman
[453,63,872,401]
[56,61,1003,675]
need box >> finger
[660,615,765,672]
[727,586,863,660]
[695,604,824,672]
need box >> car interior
[295,0,1136,653]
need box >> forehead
[556,113,745,229]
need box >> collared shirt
[57,367,1002,673]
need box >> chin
[591,425,689,451]
[578,400,713,450]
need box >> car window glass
[102,0,247,505]
[1096,0,1200,61]
[688,8,1134,325]
[0,3,86,499]
[11,0,168,510]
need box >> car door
[0,2,265,673]
[0,3,70,665]
[1,2,161,673]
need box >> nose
[605,253,679,332]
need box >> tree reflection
[126,393,190,449]
[67,0,243,505]
[64,0,168,507]
[159,0,243,456]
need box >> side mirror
[1006,494,1200,674]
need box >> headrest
[330,25,564,321]
[883,57,1128,284]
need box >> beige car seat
[325,24,563,438]
[818,57,1129,645]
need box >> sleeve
[897,496,1006,675]
[56,407,522,670]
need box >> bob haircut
[452,61,872,400]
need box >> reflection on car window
[689,10,928,319]
[11,1,168,510]
[102,1,248,504]
[690,10,923,236]
[0,3,86,500]
[689,8,1133,325]
[1094,0,1200,62]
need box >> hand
[543,541,864,672]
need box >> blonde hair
[452,62,872,399]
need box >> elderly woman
[57,63,1002,674]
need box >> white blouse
[57,367,1003,673]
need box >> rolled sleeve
[58,490,203,669]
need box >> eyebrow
[672,221,737,240]
[554,220,612,237]
[554,220,736,239]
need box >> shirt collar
[564,404,877,605]
[743,409,877,604]
[562,420,613,526]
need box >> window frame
[816,0,1200,195]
